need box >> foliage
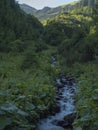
[0,47,57,130]
[0,0,43,52]
[73,63,98,130]
[0,0,98,130]
[44,21,73,45]
[20,0,98,21]
[0,0,56,129]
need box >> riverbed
[38,75,76,130]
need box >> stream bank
[38,74,77,130]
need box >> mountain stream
[38,57,76,130]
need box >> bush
[21,50,38,70]
[9,39,25,52]
[73,64,98,130]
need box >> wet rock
[56,95,63,100]
[55,104,60,113]
[56,120,68,126]
[68,82,73,86]
[56,96,61,100]
[57,85,64,89]
[64,112,76,124]
[54,120,73,130]
[59,95,64,98]
[70,88,75,93]
[49,105,60,115]
[63,97,68,102]
[38,74,76,130]
[61,78,67,84]
[58,91,63,96]
[57,75,76,88]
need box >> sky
[16,0,79,9]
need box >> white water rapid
[38,76,76,130]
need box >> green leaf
[25,103,35,111]
[75,126,82,130]
[94,89,98,93]
[80,115,91,121]
[37,105,46,111]
[92,89,98,101]
[1,102,28,116]
[15,95,26,101]
[0,110,5,115]
[92,95,98,101]
[1,102,18,113]
[17,109,28,117]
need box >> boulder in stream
[64,112,77,124]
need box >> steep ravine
[38,57,77,130]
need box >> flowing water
[38,56,76,130]
[38,76,76,130]
[51,56,56,68]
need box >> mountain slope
[20,4,37,14]
[80,0,98,7]
[20,0,98,21]
[20,1,80,21]
[0,0,43,52]
[0,1,55,130]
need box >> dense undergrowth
[74,62,98,130]
[0,46,58,130]
[56,56,98,130]
[43,1,98,129]
[0,1,59,129]
[0,0,98,130]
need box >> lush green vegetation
[20,0,98,21]
[0,47,58,130]
[0,0,98,130]
[20,1,79,21]
[73,4,98,130]
[73,62,98,130]
[0,0,57,129]
[43,1,98,130]
[0,0,43,52]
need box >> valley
[0,0,98,130]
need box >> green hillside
[20,4,37,14]
[0,0,98,130]
[20,1,79,21]
[20,0,98,21]
[80,0,97,7]
[43,1,98,129]
[0,0,43,52]
[0,0,56,129]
